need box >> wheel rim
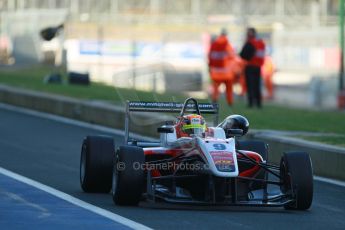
[80,143,86,184]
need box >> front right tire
[280,151,313,210]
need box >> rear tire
[112,146,145,206]
[237,140,268,190]
[237,140,268,161]
[80,135,114,193]
[280,151,313,210]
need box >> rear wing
[125,100,219,143]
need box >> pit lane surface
[0,105,344,230]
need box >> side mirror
[158,126,174,134]
[226,129,243,137]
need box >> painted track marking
[0,167,152,230]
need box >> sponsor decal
[128,101,217,111]
[209,150,235,172]
[209,151,232,156]
[212,143,226,150]
[191,118,200,124]
[215,163,235,172]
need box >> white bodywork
[153,126,239,177]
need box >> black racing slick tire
[112,146,145,206]
[280,151,313,210]
[80,135,114,193]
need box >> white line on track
[314,176,345,188]
[0,167,152,230]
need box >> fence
[0,0,339,26]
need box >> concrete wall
[246,132,345,181]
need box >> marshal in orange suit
[208,29,241,106]
[261,55,275,100]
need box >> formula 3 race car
[80,98,313,210]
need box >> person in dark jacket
[240,28,265,108]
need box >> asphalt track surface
[0,106,345,230]
[0,171,131,230]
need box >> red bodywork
[143,148,262,178]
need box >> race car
[80,98,313,210]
